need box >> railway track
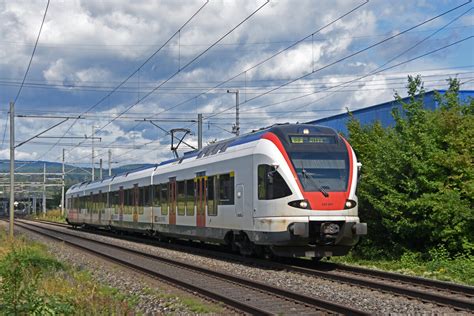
[21,219,474,313]
[11,219,368,315]
[279,259,474,312]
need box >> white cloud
[0,0,471,167]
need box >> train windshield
[289,151,349,192]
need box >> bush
[348,76,474,259]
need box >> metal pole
[9,101,14,238]
[198,113,203,150]
[235,90,240,136]
[61,148,65,216]
[33,196,37,215]
[91,126,95,181]
[99,159,103,180]
[108,149,112,177]
[227,90,240,136]
[42,163,46,214]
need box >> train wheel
[235,233,254,256]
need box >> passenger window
[153,184,160,206]
[160,184,168,215]
[177,181,186,216]
[219,173,234,205]
[185,179,195,216]
[207,176,217,216]
[258,164,292,200]
[111,191,119,212]
[140,185,152,207]
[126,189,133,214]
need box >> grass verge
[0,228,138,314]
[326,249,474,286]
[28,209,66,223]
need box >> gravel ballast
[14,221,464,315]
[1,221,226,315]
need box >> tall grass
[30,209,66,223]
[0,229,137,314]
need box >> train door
[236,184,244,217]
[119,186,124,223]
[133,184,139,222]
[169,178,176,225]
[196,173,206,227]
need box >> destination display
[289,136,335,144]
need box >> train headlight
[288,199,311,209]
[344,199,357,209]
[303,128,310,135]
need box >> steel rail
[14,220,368,316]
[31,219,474,312]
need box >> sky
[0,0,473,169]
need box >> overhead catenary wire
[237,6,474,117]
[2,64,473,88]
[13,0,211,171]
[246,37,474,117]
[204,0,472,121]
[1,23,472,50]
[47,28,471,165]
[146,0,369,121]
[10,0,470,168]
[77,0,370,165]
[1,0,50,151]
[1,73,472,96]
[55,1,272,165]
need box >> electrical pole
[198,113,203,150]
[61,148,65,216]
[227,89,240,136]
[42,163,46,214]
[9,102,15,238]
[91,126,95,181]
[108,149,112,177]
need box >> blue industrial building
[307,90,474,135]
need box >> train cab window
[160,184,168,215]
[207,176,217,216]
[185,179,195,216]
[177,181,186,216]
[258,164,292,200]
[219,173,234,205]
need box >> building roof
[306,90,474,135]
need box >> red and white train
[66,124,366,259]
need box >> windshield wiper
[301,163,329,198]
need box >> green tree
[348,76,474,258]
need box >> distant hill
[0,160,155,187]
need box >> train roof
[67,123,337,194]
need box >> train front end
[253,124,367,259]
